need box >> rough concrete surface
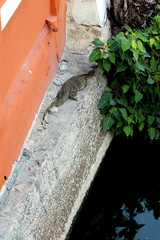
[0,49,113,240]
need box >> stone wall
[66,0,111,51]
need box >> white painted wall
[70,0,108,27]
[96,0,108,26]
[0,0,22,31]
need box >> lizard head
[84,69,95,79]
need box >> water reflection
[134,208,160,240]
[68,134,160,240]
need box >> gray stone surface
[0,49,113,240]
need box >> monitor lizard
[42,70,95,125]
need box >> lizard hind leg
[69,90,78,101]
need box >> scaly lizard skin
[42,70,95,125]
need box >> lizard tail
[41,100,58,125]
[41,110,48,125]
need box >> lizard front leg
[69,90,78,101]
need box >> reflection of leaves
[145,198,160,220]
[68,135,160,240]
[112,203,145,240]
[108,135,160,240]
[154,205,160,220]
[117,219,144,240]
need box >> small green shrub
[89,11,160,140]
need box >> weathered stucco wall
[0,0,66,190]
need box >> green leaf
[91,38,104,46]
[143,63,150,71]
[136,32,148,42]
[107,38,114,46]
[131,49,139,61]
[139,122,145,131]
[153,40,160,49]
[100,51,106,59]
[137,40,144,52]
[150,38,155,46]
[119,108,128,120]
[127,56,133,66]
[98,60,105,75]
[153,103,160,115]
[116,98,128,108]
[100,109,106,115]
[110,41,120,52]
[148,127,156,140]
[116,64,128,73]
[156,117,160,125]
[135,61,145,71]
[110,99,116,106]
[121,38,132,52]
[138,107,143,115]
[135,90,143,103]
[147,75,154,84]
[103,58,111,72]
[115,32,125,41]
[105,86,112,92]
[123,125,133,137]
[116,121,124,128]
[155,130,160,139]
[128,106,135,115]
[109,52,116,64]
[103,114,115,132]
[147,116,155,126]
[154,74,160,82]
[138,115,145,123]
[131,40,137,49]
[111,107,121,121]
[125,25,131,31]
[146,26,153,34]
[116,128,123,136]
[127,116,135,124]
[89,48,101,63]
[143,51,151,58]
[133,83,136,94]
[150,57,157,71]
[122,84,130,94]
[98,91,113,109]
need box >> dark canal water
[68,134,160,240]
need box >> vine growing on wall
[89,10,160,140]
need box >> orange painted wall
[0,0,67,189]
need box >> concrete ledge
[0,50,113,240]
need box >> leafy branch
[89,11,160,140]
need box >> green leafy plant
[89,11,160,140]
